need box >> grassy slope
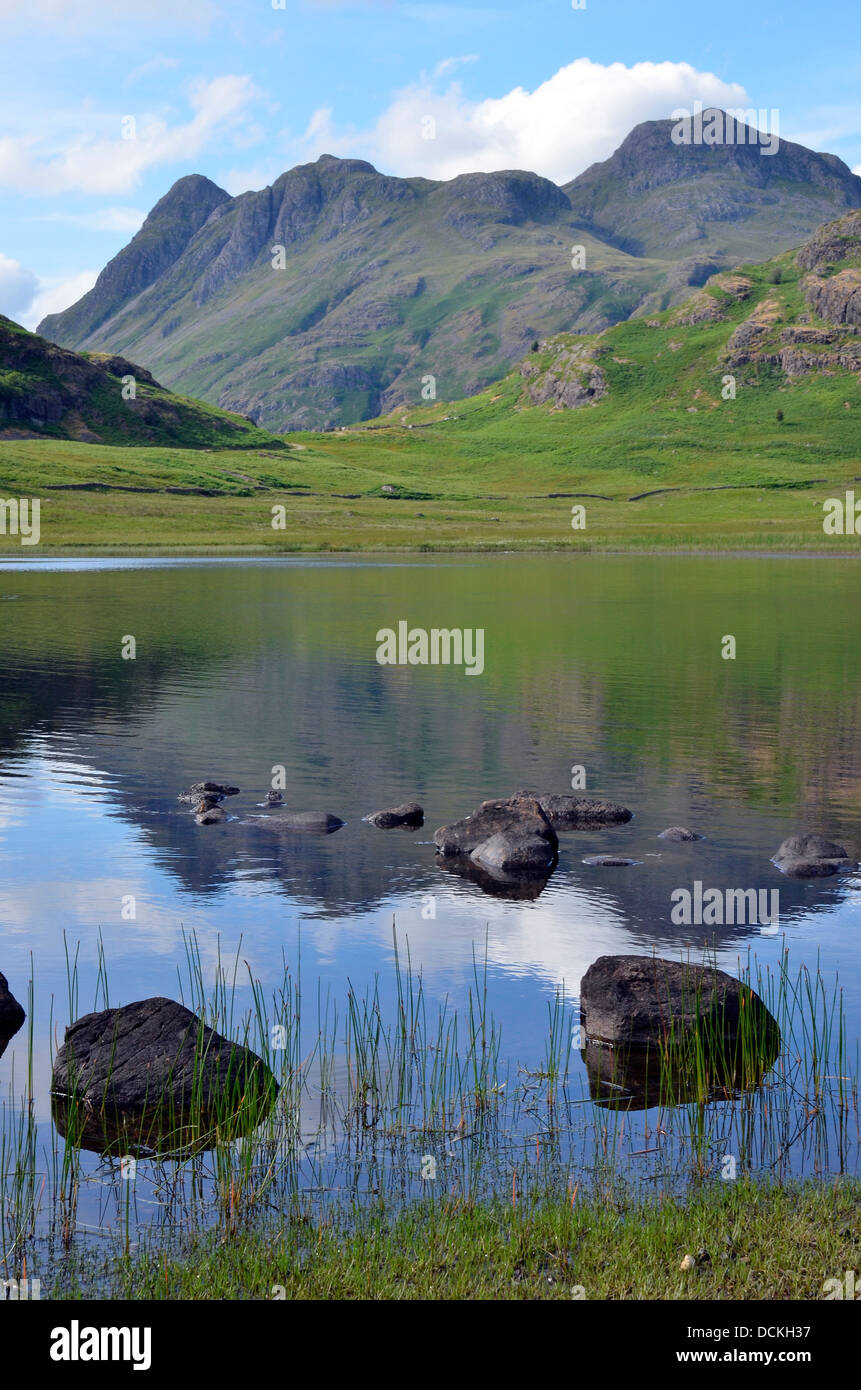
[2,249,860,552]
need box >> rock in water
[514,791,633,828]
[195,799,226,824]
[365,801,424,828]
[177,781,240,804]
[772,833,854,877]
[434,793,558,858]
[266,790,284,805]
[272,811,344,833]
[582,855,637,867]
[0,972,25,1057]
[580,955,778,1047]
[51,997,278,1153]
[471,831,555,873]
[658,826,702,841]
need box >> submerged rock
[261,810,344,834]
[515,791,633,829]
[365,801,424,828]
[0,972,25,1058]
[580,954,778,1048]
[658,826,702,842]
[772,833,854,878]
[266,790,284,805]
[582,855,637,867]
[51,996,277,1157]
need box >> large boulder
[0,972,25,1057]
[434,794,558,882]
[772,833,853,878]
[580,955,778,1047]
[658,826,702,842]
[434,793,558,857]
[52,997,278,1154]
[471,831,554,873]
[514,791,632,829]
[364,801,424,829]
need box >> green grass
[3,252,861,551]
[60,1177,860,1299]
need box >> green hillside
[3,210,861,553]
[0,316,287,450]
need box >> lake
[1,553,859,1251]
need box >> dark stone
[471,831,555,873]
[0,972,25,1057]
[266,790,284,805]
[580,954,778,1047]
[582,1031,779,1111]
[436,853,552,901]
[177,780,239,805]
[582,855,637,867]
[195,800,226,824]
[515,790,633,828]
[772,833,854,877]
[51,996,278,1157]
[658,826,702,841]
[365,801,424,828]
[263,811,344,833]
[434,794,558,857]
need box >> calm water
[1,553,860,1241]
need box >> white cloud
[125,55,181,87]
[0,75,262,197]
[37,206,147,233]
[0,251,38,320]
[289,57,749,185]
[20,270,99,331]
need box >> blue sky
[1,0,859,327]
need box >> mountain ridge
[36,115,861,432]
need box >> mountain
[378,207,861,439]
[0,315,286,447]
[563,114,861,260]
[37,117,861,432]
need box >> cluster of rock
[431,790,634,890]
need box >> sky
[1,0,859,329]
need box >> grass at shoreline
[60,1179,861,1300]
[0,437,859,553]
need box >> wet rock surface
[580,954,779,1047]
[365,801,424,828]
[772,833,854,877]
